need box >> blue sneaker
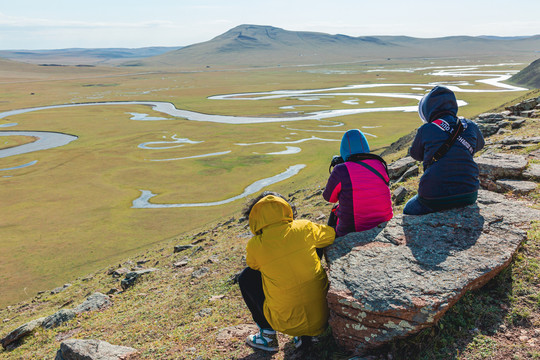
[246,328,278,352]
[293,336,302,349]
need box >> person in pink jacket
[323,129,393,237]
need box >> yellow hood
[248,195,293,235]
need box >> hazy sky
[1,0,539,50]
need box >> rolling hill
[0,46,182,66]
[130,24,540,68]
[509,58,540,88]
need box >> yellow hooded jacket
[246,195,336,336]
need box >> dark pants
[239,250,326,332]
[238,267,272,329]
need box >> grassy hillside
[509,58,540,89]
[0,57,532,308]
[0,90,538,359]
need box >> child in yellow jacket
[238,191,336,352]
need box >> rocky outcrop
[326,190,540,354]
[476,152,538,193]
[55,339,138,360]
[473,98,540,137]
[505,96,540,117]
[1,293,111,349]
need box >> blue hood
[418,86,458,123]
[340,129,370,161]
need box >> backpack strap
[347,153,390,186]
[428,118,473,165]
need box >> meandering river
[0,63,527,206]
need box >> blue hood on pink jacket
[340,129,370,161]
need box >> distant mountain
[509,58,540,88]
[0,47,182,66]
[478,35,534,40]
[131,24,540,68]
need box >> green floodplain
[0,56,533,307]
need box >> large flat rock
[326,190,540,354]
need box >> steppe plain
[0,55,534,307]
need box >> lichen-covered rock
[496,179,538,194]
[396,165,418,183]
[73,292,111,314]
[326,190,540,354]
[173,244,194,253]
[42,309,76,329]
[476,113,505,123]
[388,157,416,180]
[121,268,158,290]
[55,339,138,360]
[476,152,528,182]
[0,317,45,349]
[392,186,408,205]
[524,164,540,181]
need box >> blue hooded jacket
[410,86,485,199]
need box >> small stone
[388,157,416,180]
[73,292,111,314]
[495,179,537,194]
[210,295,225,301]
[392,186,408,205]
[519,335,529,342]
[120,268,158,290]
[529,149,540,160]
[191,267,210,279]
[511,119,526,129]
[191,246,204,257]
[196,308,213,317]
[477,113,505,123]
[173,244,194,253]
[316,214,327,221]
[396,165,419,183]
[55,339,138,360]
[111,267,129,278]
[523,164,540,181]
[501,136,522,145]
[477,123,500,136]
[191,237,206,245]
[51,287,65,295]
[173,260,189,268]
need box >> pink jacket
[323,159,393,236]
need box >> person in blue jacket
[403,85,485,215]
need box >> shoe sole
[246,339,279,352]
